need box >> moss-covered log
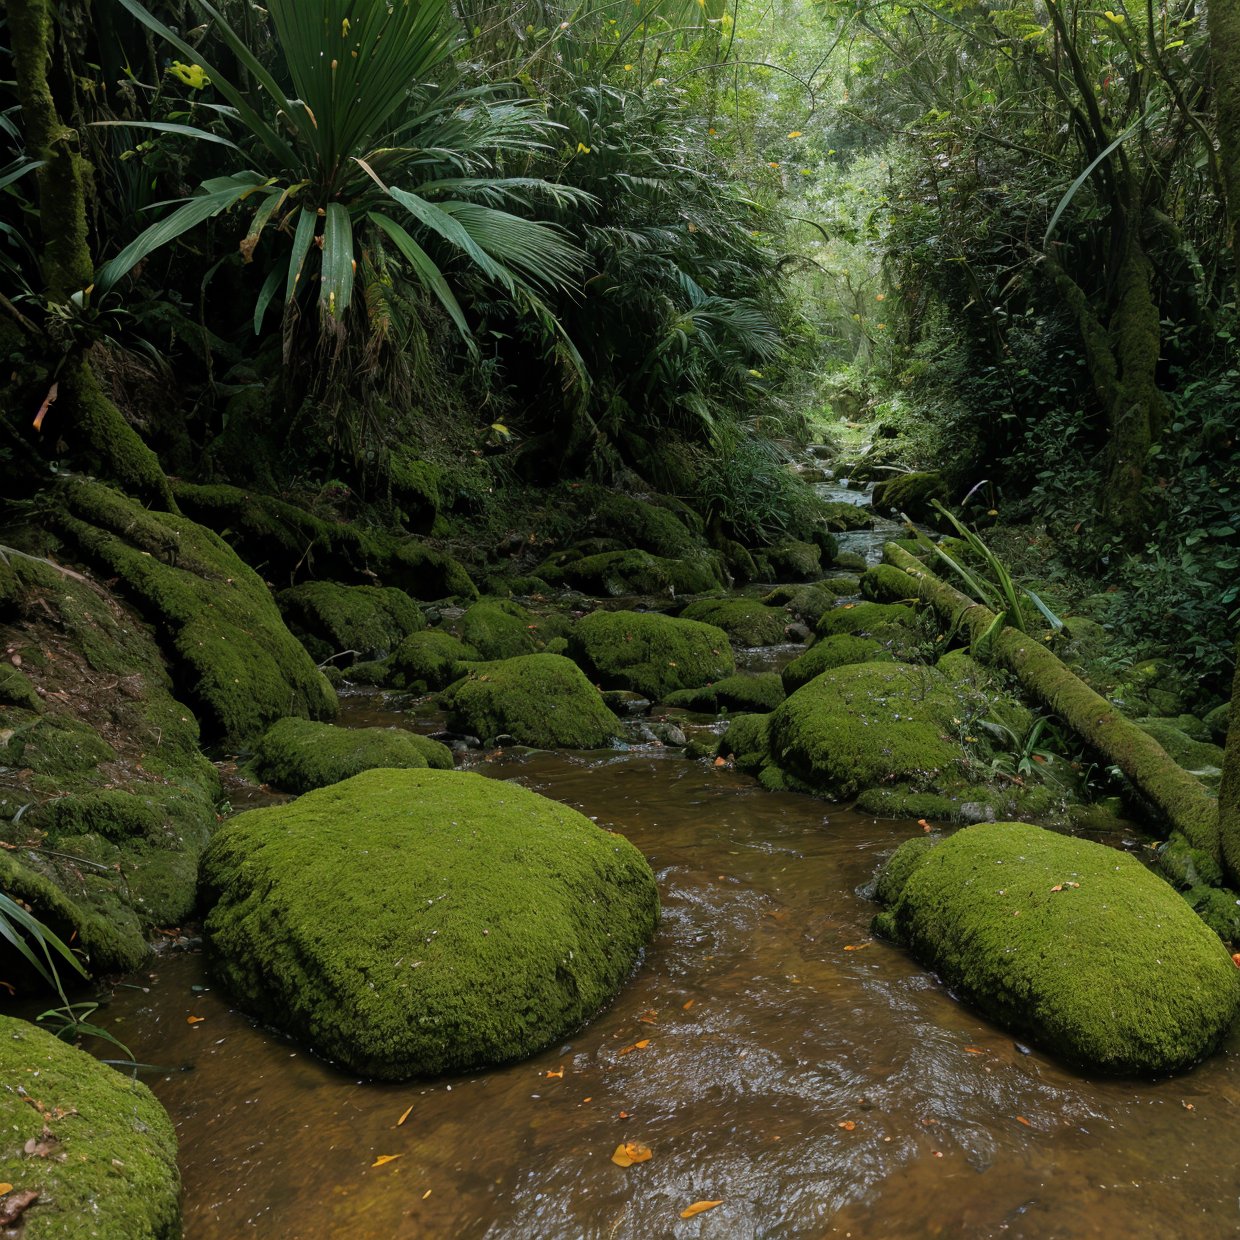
[877,543,1220,856]
[1220,639,1240,886]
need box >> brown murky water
[85,710,1240,1239]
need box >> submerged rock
[252,717,453,792]
[442,653,619,749]
[569,610,735,702]
[872,822,1240,1074]
[0,1015,180,1238]
[200,769,660,1078]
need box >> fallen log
[877,543,1220,858]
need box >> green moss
[768,662,963,799]
[57,480,336,746]
[388,629,478,690]
[0,714,115,775]
[569,610,735,701]
[1156,832,1224,891]
[0,664,42,712]
[781,635,894,694]
[0,1016,180,1239]
[389,456,442,531]
[664,673,786,714]
[543,549,722,598]
[820,501,875,532]
[385,540,478,601]
[443,654,619,749]
[677,599,788,646]
[870,471,949,522]
[833,551,869,572]
[1184,885,1240,944]
[854,785,995,822]
[758,540,821,582]
[874,822,1240,1074]
[873,836,936,905]
[1137,719,1225,787]
[762,583,837,626]
[861,564,920,603]
[716,713,771,772]
[252,717,453,793]
[589,494,698,558]
[452,600,541,661]
[199,769,660,1078]
[720,538,758,584]
[277,582,425,665]
[815,601,917,639]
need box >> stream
[85,698,1240,1239]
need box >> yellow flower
[576,142,591,154]
[768,161,780,168]
[168,61,210,89]
[875,292,886,301]
[1103,9,1125,21]
[708,127,717,135]
[624,63,634,71]
[787,131,803,138]
[748,369,763,378]
[876,323,886,330]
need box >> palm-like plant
[95,0,590,357]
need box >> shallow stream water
[85,696,1240,1239]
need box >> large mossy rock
[57,480,336,746]
[447,599,564,662]
[541,549,722,598]
[815,600,917,640]
[781,635,895,694]
[0,1016,180,1238]
[388,629,478,690]
[568,610,735,701]
[200,769,660,1078]
[870,471,949,522]
[252,717,453,792]
[873,823,1240,1074]
[678,599,789,646]
[767,662,963,799]
[665,673,786,714]
[443,654,619,749]
[276,581,425,665]
[587,493,699,558]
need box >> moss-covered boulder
[569,610,735,701]
[588,493,698,558]
[781,635,895,694]
[542,549,722,598]
[251,717,453,792]
[0,1015,180,1238]
[57,479,336,745]
[678,599,789,646]
[820,501,875,532]
[715,713,772,772]
[768,663,963,799]
[872,823,1240,1074]
[870,471,949,522]
[756,540,821,582]
[762,583,837,627]
[664,673,786,714]
[450,600,542,661]
[388,629,478,690]
[277,582,424,665]
[200,769,659,1078]
[443,654,619,749]
[815,600,917,640]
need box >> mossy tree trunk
[1213,0,1240,294]
[878,544,1221,858]
[1220,644,1240,887]
[9,0,174,509]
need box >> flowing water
[83,691,1240,1239]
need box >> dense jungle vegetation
[3,0,1240,1232]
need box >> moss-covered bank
[0,1016,180,1238]
[873,822,1240,1074]
[200,769,660,1078]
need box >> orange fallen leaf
[964,1046,985,1054]
[1050,884,1063,892]
[1231,953,1240,968]
[683,1000,695,1011]
[638,1009,658,1024]
[1182,1101,1195,1111]
[617,1044,636,1056]
[838,1120,856,1131]
[713,757,727,767]
[1015,1116,1032,1127]
[422,1189,432,1199]
[0,1184,11,1195]
[843,943,869,951]
[618,1111,630,1119]
[546,1067,564,1079]
[186,1016,205,1024]
[611,1141,653,1167]
[372,1154,402,1167]
[680,1200,723,1219]
[918,818,932,832]
[396,1105,414,1126]
[634,1039,650,1049]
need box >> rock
[785,621,812,643]
[832,551,869,572]
[872,822,1240,1074]
[819,501,875,532]
[251,717,453,792]
[1136,718,1224,788]
[757,540,822,582]
[277,581,425,665]
[586,493,700,558]
[600,690,652,717]
[664,673,786,714]
[781,635,895,694]
[442,653,619,749]
[1204,702,1230,743]
[762,582,838,626]
[449,600,543,661]
[199,769,660,1078]
[715,713,772,773]
[568,610,735,702]
[816,600,917,640]
[657,723,688,747]
[958,801,996,824]
[388,629,478,690]
[539,549,723,597]
[0,1015,180,1238]
[870,471,949,522]
[677,599,789,646]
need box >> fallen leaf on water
[611,1141,652,1167]
[634,1039,650,1049]
[680,1200,723,1219]
[546,1067,564,1079]
[713,757,727,767]
[638,1009,658,1024]
[187,1015,205,1024]
[1015,1116,1032,1127]
[0,1189,38,1227]
[843,943,869,951]
[918,818,932,832]
[618,1111,630,1119]
[372,1154,402,1167]
[422,1189,432,1199]
[838,1120,856,1131]
[396,1105,414,1126]
[683,1000,696,1011]
[964,1046,985,1055]
[1182,1101,1195,1111]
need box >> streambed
[84,701,1240,1239]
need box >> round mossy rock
[199,769,660,1079]
[252,717,453,792]
[0,1015,180,1239]
[677,599,789,646]
[815,600,916,640]
[568,610,735,702]
[876,822,1240,1074]
[781,634,894,694]
[277,582,425,664]
[388,629,478,690]
[442,653,619,749]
